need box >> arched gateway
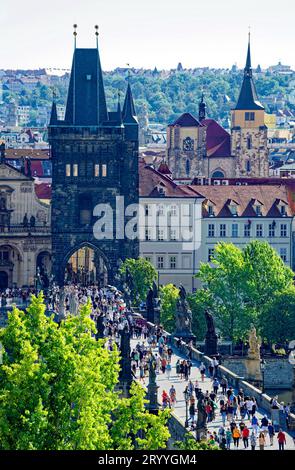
[64,243,109,287]
[48,43,139,286]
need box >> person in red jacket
[277,429,287,450]
[242,425,250,449]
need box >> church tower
[231,35,269,177]
[48,28,139,286]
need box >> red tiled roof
[158,162,172,175]
[202,119,231,158]
[139,161,198,197]
[190,184,292,217]
[170,113,202,127]
[35,183,52,200]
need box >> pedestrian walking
[242,426,250,449]
[232,426,241,448]
[250,431,256,450]
[277,429,286,450]
[199,362,206,382]
[258,432,266,450]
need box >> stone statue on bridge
[195,390,208,441]
[174,284,195,343]
[248,325,261,360]
[204,309,218,357]
[146,281,161,324]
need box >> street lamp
[183,388,190,427]
[260,359,266,393]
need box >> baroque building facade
[48,43,139,286]
[166,37,269,180]
[0,145,51,289]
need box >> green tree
[0,294,169,450]
[260,287,295,344]
[175,436,219,450]
[119,258,157,303]
[197,241,293,342]
[187,291,210,341]
[159,284,179,331]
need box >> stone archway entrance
[64,245,108,287]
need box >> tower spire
[49,88,58,125]
[64,25,108,126]
[233,34,264,111]
[199,92,206,121]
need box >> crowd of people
[0,284,294,450]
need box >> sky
[0,0,294,71]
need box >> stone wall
[223,357,293,389]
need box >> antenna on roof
[73,24,77,49]
[95,25,99,48]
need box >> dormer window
[252,200,263,217]
[208,205,214,217]
[280,205,286,216]
[228,201,238,217]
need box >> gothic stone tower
[166,113,207,178]
[48,43,139,285]
[231,36,269,178]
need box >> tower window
[245,112,255,121]
[247,137,252,150]
[246,160,251,172]
[66,164,71,177]
[186,159,190,176]
[73,164,78,177]
[102,164,107,177]
[94,164,99,177]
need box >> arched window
[247,136,252,150]
[186,159,190,176]
[246,160,251,172]
[211,170,225,178]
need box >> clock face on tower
[183,137,194,152]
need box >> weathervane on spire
[95,25,99,48]
[73,24,77,48]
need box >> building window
[185,159,190,176]
[232,223,238,238]
[280,223,287,237]
[170,205,177,216]
[256,224,263,238]
[145,204,149,216]
[220,224,226,237]
[255,205,262,216]
[244,223,251,237]
[247,136,252,150]
[208,223,215,238]
[280,248,287,262]
[157,256,164,269]
[245,112,255,121]
[145,256,152,263]
[102,164,107,177]
[158,205,164,216]
[66,164,71,177]
[170,228,177,241]
[170,256,176,269]
[208,248,214,262]
[280,205,286,216]
[208,205,214,217]
[246,160,251,172]
[145,229,152,241]
[94,164,99,177]
[269,223,275,238]
[158,229,164,241]
[73,164,78,177]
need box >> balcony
[0,225,51,236]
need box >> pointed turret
[122,82,138,124]
[122,82,138,140]
[49,100,58,125]
[199,93,206,122]
[116,92,123,126]
[234,34,264,110]
[64,46,108,126]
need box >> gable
[0,163,32,181]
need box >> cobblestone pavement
[132,339,295,450]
